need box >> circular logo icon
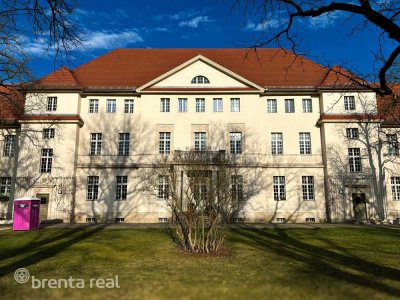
[14,268,30,284]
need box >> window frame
[159,132,171,155]
[47,97,57,111]
[124,99,134,113]
[299,132,311,155]
[391,176,400,200]
[118,133,130,156]
[302,176,315,200]
[160,98,170,112]
[271,133,283,155]
[284,99,295,113]
[346,128,359,139]
[0,177,11,195]
[40,148,53,173]
[87,176,99,200]
[106,99,116,113]
[230,132,242,154]
[116,176,128,200]
[231,175,244,202]
[273,176,286,200]
[90,133,102,155]
[178,98,188,112]
[158,175,169,199]
[267,99,277,113]
[302,99,312,113]
[43,128,55,139]
[3,135,16,157]
[344,96,356,111]
[89,99,99,113]
[191,75,210,84]
[194,132,206,151]
[213,98,223,112]
[195,98,205,112]
[387,134,399,156]
[230,98,240,112]
[348,148,362,173]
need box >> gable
[152,60,248,89]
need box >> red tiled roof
[39,48,329,89]
[319,114,380,121]
[319,65,365,88]
[0,85,24,125]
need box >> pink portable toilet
[13,197,41,231]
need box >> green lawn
[0,226,399,300]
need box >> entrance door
[352,193,367,223]
[37,194,49,222]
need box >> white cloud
[83,30,143,49]
[246,17,284,31]
[308,12,340,29]
[178,16,213,28]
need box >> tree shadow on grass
[231,226,400,298]
[0,225,109,277]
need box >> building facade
[0,49,399,224]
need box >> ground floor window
[391,176,400,200]
[273,176,286,200]
[158,175,169,199]
[302,176,314,200]
[116,176,128,200]
[87,176,99,200]
[0,177,11,195]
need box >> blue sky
[26,0,393,81]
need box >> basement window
[86,217,96,223]
[232,217,244,223]
[158,217,168,223]
[276,218,286,224]
[305,218,316,223]
[115,217,125,223]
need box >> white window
[302,99,312,113]
[3,135,15,157]
[348,148,362,173]
[273,176,286,200]
[230,98,240,112]
[115,218,125,223]
[346,128,359,139]
[213,98,223,112]
[305,218,315,223]
[107,99,116,113]
[160,98,170,112]
[299,132,311,154]
[43,128,55,139]
[230,132,242,154]
[158,175,169,199]
[47,97,57,111]
[387,134,399,156]
[194,180,208,202]
[302,176,314,200]
[178,98,187,112]
[194,132,206,151]
[231,175,243,202]
[271,133,283,155]
[267,99,277,113]
[86,217,96,223]
[124,99,134,113]
[89,99,99,113]
[0,177,11,195]
[116,176,128,200]
[87,176,99,200]
[118,133,130,156]
[159,132,171,154]
[391,177,400,200]
[90,133,102,155]
[196,98,205,112]
[40,148,53,173]
[285,99,295,113]
[344,96,356,110]
[191,75,210,84]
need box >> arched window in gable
[191,75,210,84]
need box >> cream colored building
[0,49,399,224]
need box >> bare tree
[233,0,400,96]
[144,150,249,254]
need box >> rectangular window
[118,133,130,156]
[194,181,208,202]
[302,99,312,113]
[87,176,99,200]
[344,96,356,110]
[43,128,55,139]
[158,175,169,199]
[267,99,277,113]
[47,97,57,111]
[271,133,283,155]
[346,128,359,139]
[387,134,399,156]
[89,99,99,113]
[231,175,243,202]
[285,99,295,113]
[230,98,240,112]
[196,98,205,112]
[0,177,11,195]
[194,132,206,151]
[90,133,102,155]
[124,99,134,113]
[273,176,286,200]
[178,98,187,112]
[348,148,362,173]
[159,132,171,155]
[116,176,128,200]
[3,135,15,157]
[40,148,53,173]
[107,99,116,113]
[299,132,311,154]
[391,177,400,200]
[213,98,223,112]
[302,176,315,200]
[160,98,170,112]
[230,132,242,154]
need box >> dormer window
[191,75,210,84]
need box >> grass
[0,226,399,300]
